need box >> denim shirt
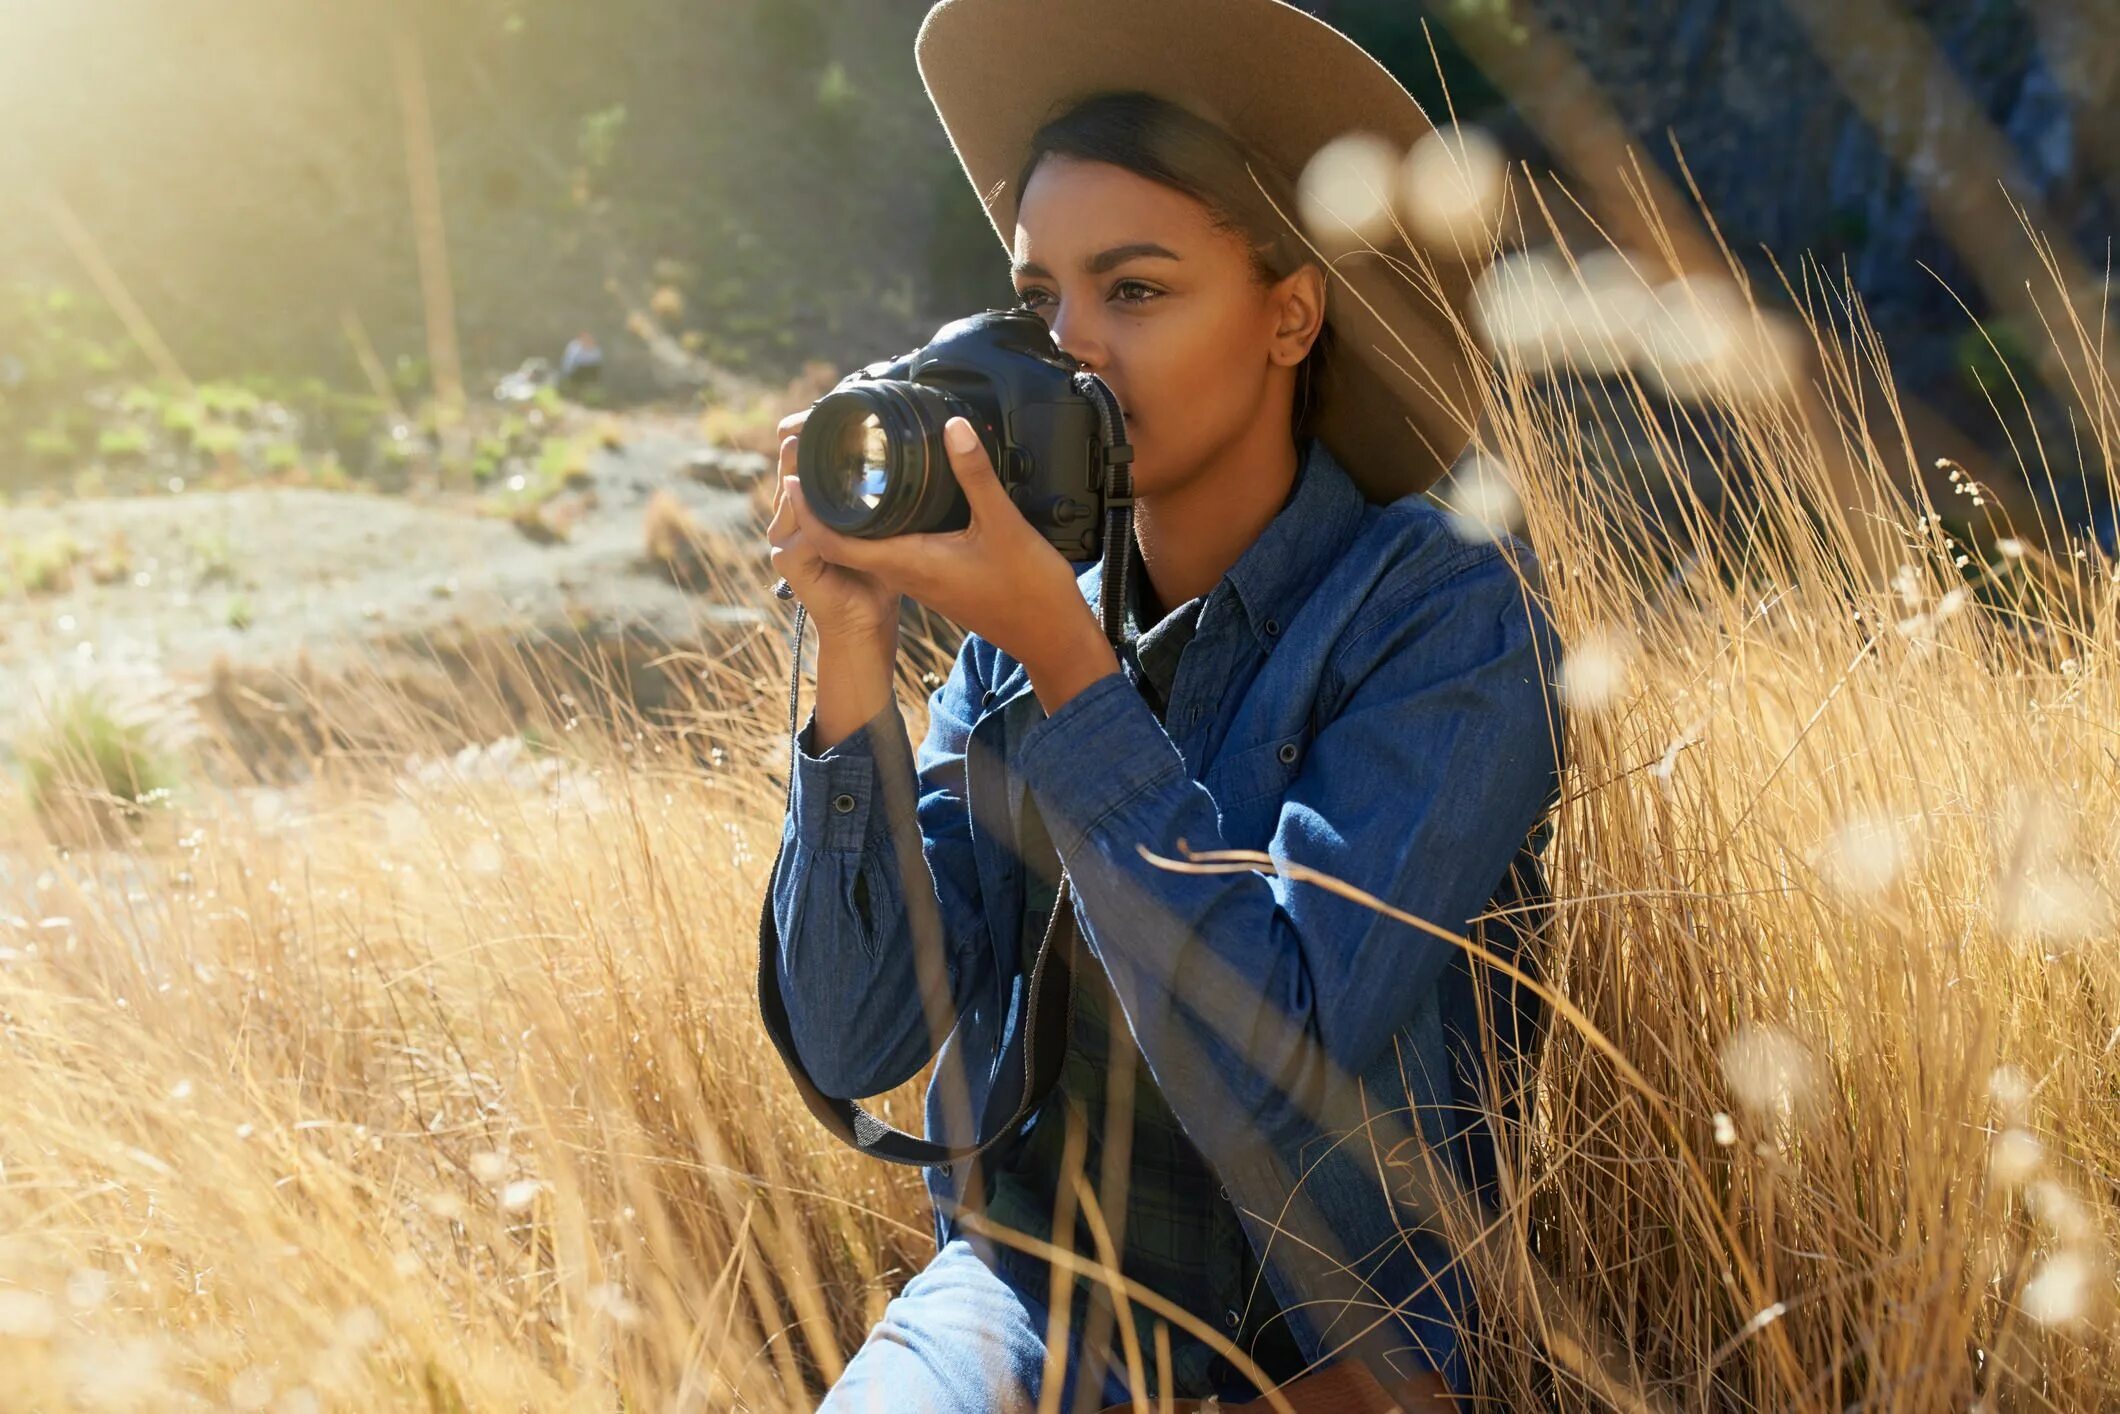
[769,437,1565,1393]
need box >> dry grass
[2,218,2118,1412]
[642,489,719,593]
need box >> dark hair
[1013,90,1336,442]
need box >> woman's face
[1009,156,1321,497]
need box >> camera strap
[751,596,1086,1168]
[755,372,1134,1170]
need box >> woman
[764,3,1563,1409]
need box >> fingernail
[945,418,977,454]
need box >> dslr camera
[795,308,1131,562]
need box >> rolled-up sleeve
[1016,546,1563,1156]
[769,640,996,1100]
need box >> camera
[794,308,1130,561]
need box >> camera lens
[796,381,971,538]
[811,411,893,514]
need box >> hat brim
[914,0,1487,502]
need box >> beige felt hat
[914,0,1490,503]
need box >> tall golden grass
[2,209,2117,1412]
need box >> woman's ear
[1270,264,1328,367]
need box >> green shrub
[194,424,244,459]
[19,689,179,838]
[160,399,204,441]
[97,425,152,460]
[307,455,354,492]
[198,381,263,420]
[26,427,78,464]
[116,384,166,416]
[6,530,84,596]
[815,60,858,116]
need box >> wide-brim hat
[914,0,1489,504]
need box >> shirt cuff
[791,701,901,852]
[1016,670,1187,857]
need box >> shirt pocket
[1204,732,1309,843]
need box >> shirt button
[1222,1307,1241,1329]
[831,792,857,814]
[1263,617,1280,637]
[1217,1183,1231,1202]
[1277,741,1299,765]
[981,689,998,708]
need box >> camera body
[794,308,1119,561]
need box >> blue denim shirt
[770,437,1564,1392]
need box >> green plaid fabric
[982,556,1306,1401]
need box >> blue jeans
[820,1236,1134,1414]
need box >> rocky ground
[0,407,780,784]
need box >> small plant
[306,454,355,492]
[96,425,152,460]
[642,489,715,590]
[160,398,204,441]
[197,381,263,421]
[84,530,131,585]
[224,595,254,631]
[262,440,302,474]
[193,423,244,460]
[814,59,858,117]
[698,395,784,455]
[19,688,179,841]
[509,501,569,545]
[5,530,84,596]
[525,434,592,497]
[26,426,78,464]
[576,102,628,173]
[116,384,166,416]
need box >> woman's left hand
[787,416,1120,713]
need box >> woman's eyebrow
[1011,242,1183,279]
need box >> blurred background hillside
[1,0,2116,534]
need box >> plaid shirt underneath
[983,546,1308,1402]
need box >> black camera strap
[754,373,1133,1170]
[753,713,1083,1167]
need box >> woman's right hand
[767,410,902,644]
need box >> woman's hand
[792,416,1120,714]
[767,409,902,646]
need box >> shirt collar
[1124,560,1203,717]
[1219,435,1367,646]
[1070,435,1369,654]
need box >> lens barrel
[795,381,971,538]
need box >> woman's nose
[1047,304,1105,372]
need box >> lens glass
[823,412,893,512]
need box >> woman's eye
[1013,282,1160,312]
